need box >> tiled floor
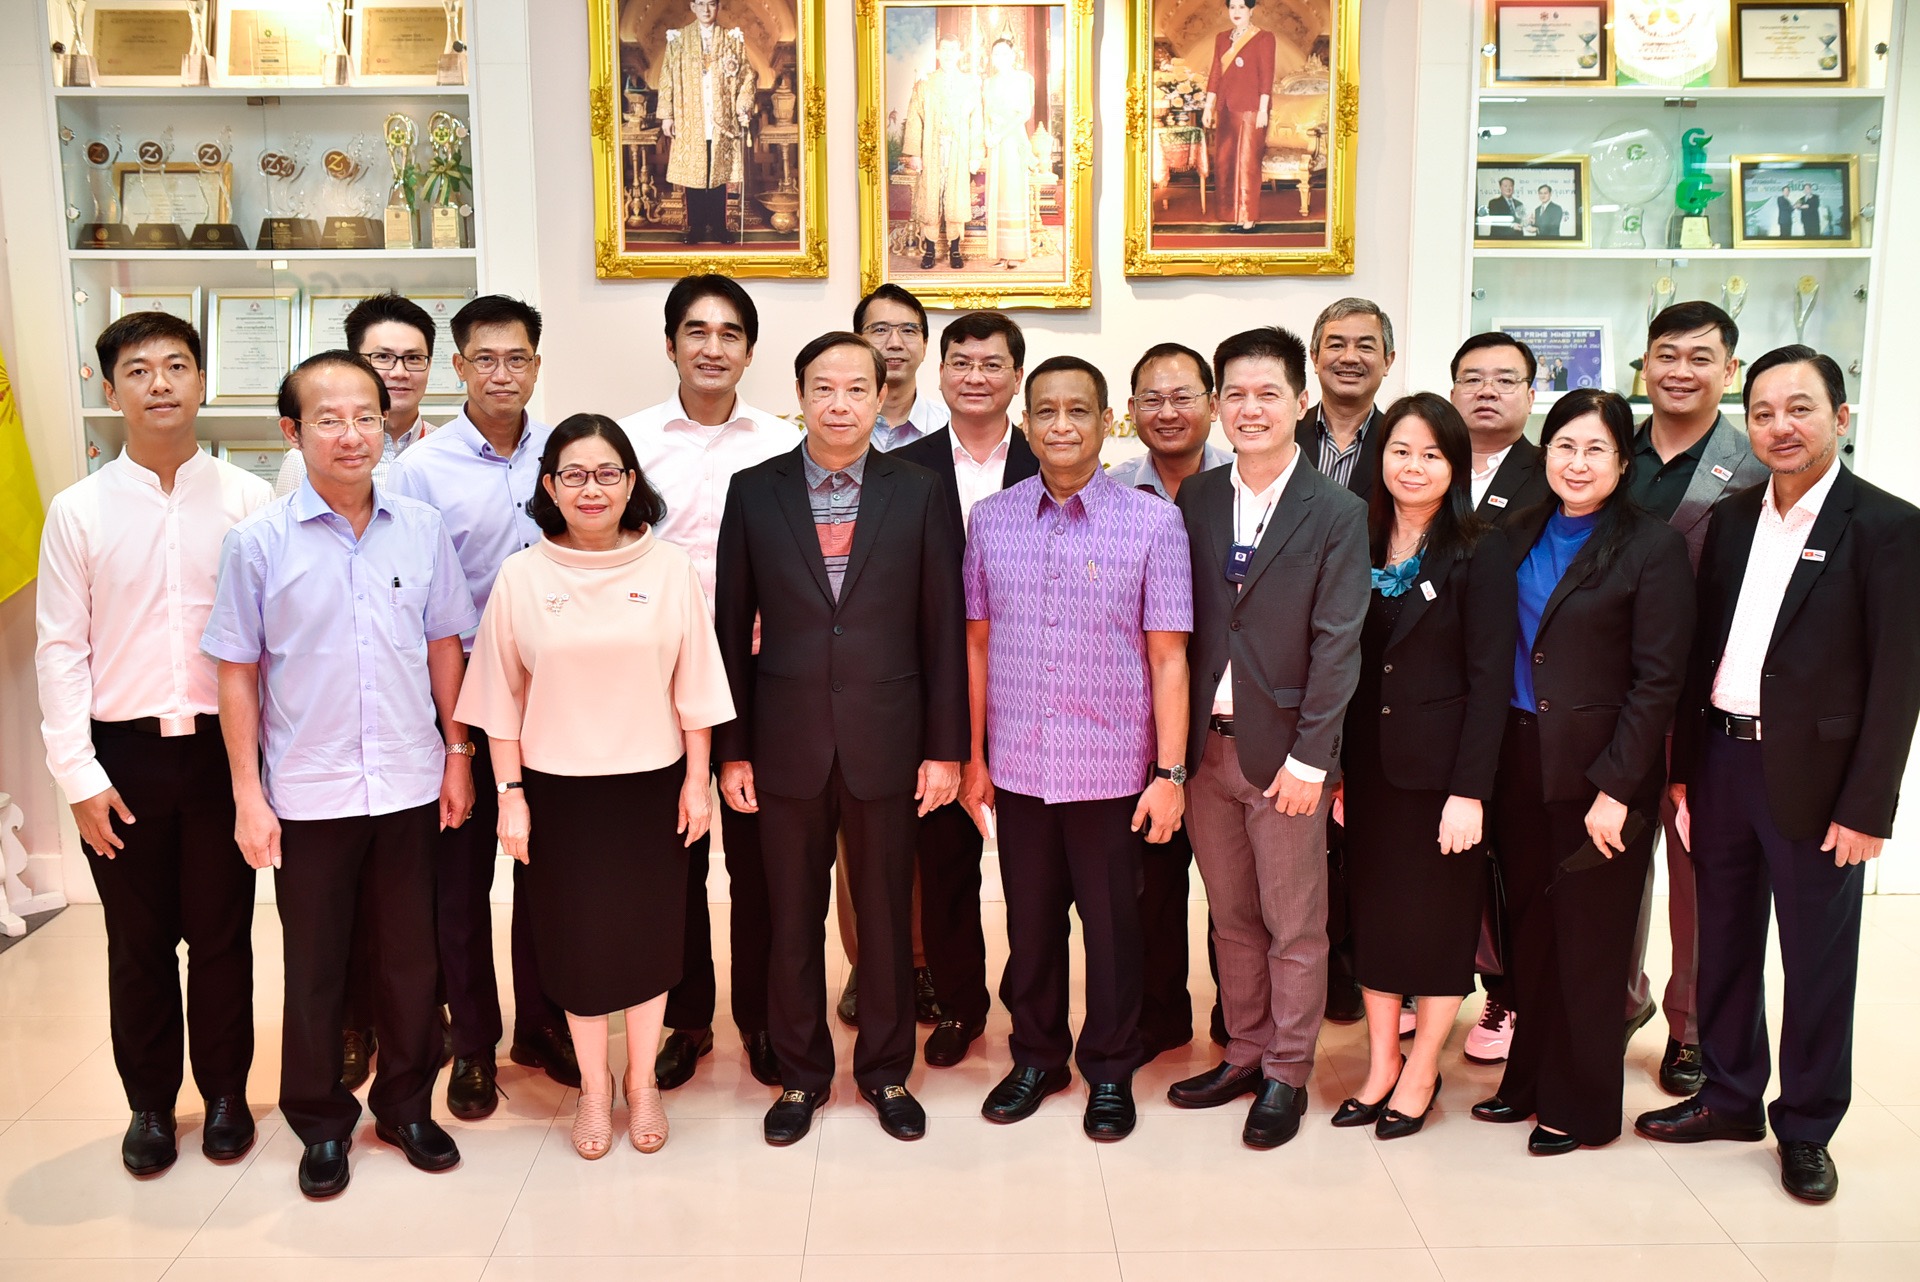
[3,891,1919,1281]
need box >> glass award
[182,0,211,85]
[256,135,321,249]
[130,130,187,249]
[437,0,468,85]
[188,128,247,248]
[76,131,133,248]
[320,136,383,248]
[64,1,97,87]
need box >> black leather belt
[1714,711,1762,741]
[94,714,219,738]
[1209,714,1236,737]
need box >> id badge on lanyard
[1225,543,1257,583]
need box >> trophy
[130,130,187,248]
[437,0,469,85]
[64,1,95,87]
[384,113,420,249]
[256,136,320,249]
[320,136,383,248]
[1722,276,1748,401]
[320,1,349,86]
[1591,121,1673,250]
[76,130,132,248]
[182,0,211,86]
[422,112,472,249]
[1671,126,1723,251]
[1630,275,1678,399]
[188,128,246,248]
[1793,276,1821,346]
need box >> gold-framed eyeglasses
[1454,374,1528,394]
[1133,391,1205,413]
[1545,441,1618,463]
[944,357,1012,377]
[462,353,534,374]
[298,415,385,437]
[861,322,924,340]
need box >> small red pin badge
[1801,549,1826,562]
[628,591,650,603]
[1711,464,1734,481]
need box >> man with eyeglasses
[205,351,476,1198]
[386,295,583,1118]
[856,283,949,452]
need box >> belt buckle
[158,715,196,738]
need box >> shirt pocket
[390,585,432,649]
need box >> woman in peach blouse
[456,414,735,1160]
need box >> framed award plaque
[84,1,198,86]
[215,2,331,84]
[351,0,450,86]
[205,286,301,403]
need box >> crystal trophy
[384,113,420,249]
[437,0,469,86]
[64,1,96,87]
[76,131,132,248]
[188,128,246,248]
[256,136,320,249]
[182,0,211,86]
[1793,276,1820,346]
[320,0,349,87]
[1722,276,1748,401]
[1630,276,1678,399]
[320,136,383,248]
[1591,121,1673,250]
[423,111,472,249]
[130,130,187,248]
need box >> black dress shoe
[1244,1078,1309,1148]
[836,968,859,1027]
[982,1066,1071,1123]
[1624,998,1657,1051]
[122,1109,177,1176]
[1167,1060,1262,1109]
[1323,980,1365,1025]
[1332,1055,1404,1128]
[1634,1096,1766,1144]
[919,239,937,270]
[201,1095,255,1161]
[1528,1125,1580,1156]
[764,1087,827,1146]
[683,225,702,245]
[924,1018,984,1068]
[375,1118,461,1172]
[948,239,964,270]
[340,1027,375,1091]
[713,226,738,245]
[1780,1139,1839,1202]
[654,1027,714,1090]
[446,1055,499,1120]
[298,1139,351,1198]
[1140,1026,1192,1061]
[862,1083,927,1140]
[1375,1072,1442,1140]
[1471,1095,1529,1124]
[1083,1080,1136,1141]
[744,1029,783,1087]
[510,1024,581,1089]
[1659,1038,1706,1097]
[914,966,942,1026]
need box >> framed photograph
[349,0,450,85]
[1731,155,1860,248]
[859,0,1094,308]
[1486,2,1612,86]
[84,0,197,86]
[215,2,333,84]
[206,287,301,403]
[114,161,231,234]
[1493,319,1614,404]
[1125,0,1358,278]
[1474,155,1591,248]
[1732,3,1854,87]
[218,440,295,483]
[109,286,202,325]
[589,0,827,279]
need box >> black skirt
[521,759,689,1017]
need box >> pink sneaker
[1464,998,1514,1063]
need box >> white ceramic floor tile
[804,1254,1121,1282]
[0,1017,108,1116]
[22,906,108,940]
[1120,1249,1441,1282]
[1429,1244,1763,1281]
[0,937,112,1017]
[486,1260,801,1282]
[1740,1241,1920,1282]
[1848,1002,1920,1107]
[162,1260,486,1282]
[6,1263,172,1282]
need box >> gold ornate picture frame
[590,0,827,279]
[857,0,1095,310]
[1125,0,1358,278]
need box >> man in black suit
[1487,176,1524,239]
[1532,185,1567,238]
[713,331,970,1146]
[1776,186,1796,237]
[1637,346,1920,1204]
[1799,183,1823,237]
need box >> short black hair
[1539,388,1640,571]
[665,274,759,349]
[1647,300,1738,358]
[526,413,666,537]
[1129,342,1213,395]
[1743,344,1849,414]
[1368,393,1487,568]
[451,294,542,352]
[939,310,1025,368]
[345,292,436,356]
[277,350,392,424]
[794,330,886,386]
[1212,326,1308,398]
[853,282,929,335]
[96,311,202,382]
[1450,331,1538,385]
[1025,354,1109,412]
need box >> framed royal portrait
[1124,0,1358,278]
[1473,155,1591,248]
[857,0,1095,309]
[1731,155,1860,249]
[589,0,827,279]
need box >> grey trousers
[1625,739,1699,1043]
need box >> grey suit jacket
[1656,413,1770,571]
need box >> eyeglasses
[362,352,432,372]
[298,415,385,437]
[861,322,924,340]
[1545,441,1618,463]
[1133,391,1205,413]
[944,357,1013,377]
[462,353,535,374]
[1454,374,1528,394]
[554,466,631,488]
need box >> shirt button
[1046,615,1058,626]
[1382,663,1393,674]
[1044,708,1054,717]
[1045,662,1056,672]
[833,625,844,635]
[1382,706,1391,715]
[1538,699,1551,712]
[1231,620,1242,631]
[832,682,844,692]
[1534,653,1545,665]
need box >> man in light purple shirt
[961,355,1193,1143]
[204,352,476,1199]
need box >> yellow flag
[0,341,45,604]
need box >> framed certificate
[114,162,230,235]
[302,293,369,355]
[218,440,295,482]
[215,2,331,83]
[109,286,202,325]
[1492,319,1614,405]
[85,0,197,86]
[1487,2,1612,86]
[350,0,448,85]
[206,287,301,403]
[411,293,467,399]
[1732,3,1854,87]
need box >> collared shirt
[618,391,802,609]
[273,417,433,498]
[1711,460,1843,716]
[202,481,477,821]
[963,469,1193,803]
[953,421,1015,527]
[1311,408,1372,490]
[1471,443,1515,508]
[35,450,271,802]
[872,389,951,453]
[385,406,549,648]
[1628,420,1711,523]
[1106,441,1235,502]
[800,444,868,599]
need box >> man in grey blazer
[1624,301,1770,1097]
[1168,326,1369,1149]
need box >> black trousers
[915,801,991,1028]
[685,171,727,237]
[1139,824,1194,1043]
[1493,712,1651,1145]
[276,803,440,1145]
[90,720,254,1111]
[998,789,1145,1083]
[1694,730,1864,1144]
[759,762,918,1092]
[666,792,772,1036]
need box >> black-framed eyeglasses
[555,466,631,488]
[861,322,924,340]
[1133,391,1205,413]
[362,352,432,372]
[463,353,535,374]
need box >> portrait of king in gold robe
[655,0,758,244]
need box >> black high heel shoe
[1528,1125,1580,1155]
[1374,1071,1442,1139]
[1332,1054,1405,1128]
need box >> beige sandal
[624,1070,669,1153]
[572,1091,614,1160]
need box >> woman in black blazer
[1332,394,1515,1139]
[1474,388,1694,1154]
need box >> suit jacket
[1176,461,1370,787]
[1487,194,1524,237]
[1650,412,1770,571]
[1672,466,1920,841]
[1534,202,1566,237]
[1504,501,1695,804]
[1475,436,1551,526]
[894,424,1040,546]
[1295,404,1384,502]
[712,444,969,801]
[1355,529,1517,798]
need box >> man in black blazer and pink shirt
[1638,347,1920,1204]
[714,331,969,1147]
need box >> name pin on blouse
[545,592,570,615]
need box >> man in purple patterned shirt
[961,355,1193,1143]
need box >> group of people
[33,273,1919,1210]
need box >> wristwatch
[496,780,524,795]
[446,741,476,758]
[1153,764,1188,785]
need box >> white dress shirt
[618,391,801,608]
[873,389,952,452]
[1471,442,1514,508]
[953,421,1014,527]
[35,450,271,802]
[1711,460,1843,716]
[273,416,431,497]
